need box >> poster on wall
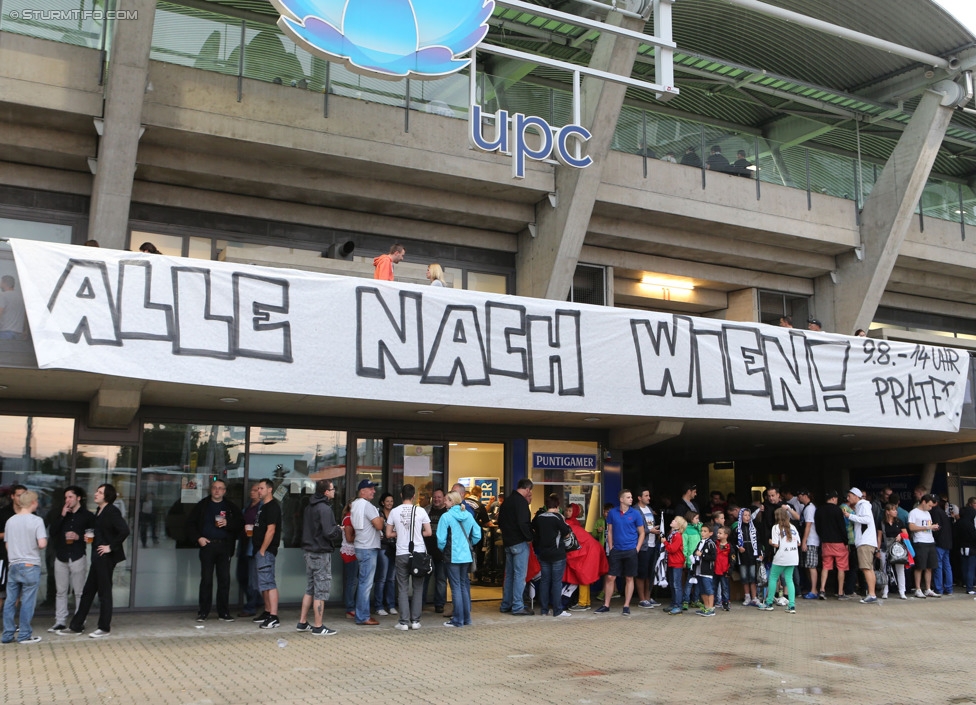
[472,478,499,503]
[10,240,971,434]
[404,454,431,477]
[180,475,203,503]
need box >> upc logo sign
[269,0,494,79]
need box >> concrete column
[87,0,157,250]
[515,12,645,300]
[822,89,954,335]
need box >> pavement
[3,593,976,705]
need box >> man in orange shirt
[373,244,405,280]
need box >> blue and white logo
[269,0,495,79]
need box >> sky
[933,0,976,34]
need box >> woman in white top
[759,506,800,613]
[426,263,446,287]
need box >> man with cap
[797,490,820,599]
[843,488,879,603]
[350,479,385,625]
[807,318,823,332]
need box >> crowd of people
[4,478,975,643]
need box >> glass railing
[6,0,976,233]
[0,0,107,48]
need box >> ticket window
[527,440,602,533]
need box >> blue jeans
[961,549,976,592]
[934,547,953,593]
[343,557,359,612]
[373,549,396,611]
[682,568,699,604]
[716,574,731,606]
[423,557,448,608]
[669,567,683,608]
[2,563,41,642]
[501,542,529,613]
[539,558,567,615]
[354,548,378,623]
[446,562,472,626]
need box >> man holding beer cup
[186,479,243,622]
[47,486,94,633]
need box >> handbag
[408,505,433,577]
[562,526,581,552]
[887,540,909,565]
[757,561,769,587]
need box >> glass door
[390,442,446,507]
[74,444,139,609]
[135,424,246,608]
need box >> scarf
[737,507,758,557]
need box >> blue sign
[470,105,593,178]
[270,0,494,79]
[473,478,499,503]
[532,453,598,471]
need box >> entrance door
[390,442,446,505]
[74,444,138,609]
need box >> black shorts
[608,548,638,578]
[637,549,652,579]
[913,542,938,570]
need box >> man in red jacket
[373,244,405,280]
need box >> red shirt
[715,541,731,575]
[665,531,685,568]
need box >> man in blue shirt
[595,489,644,616]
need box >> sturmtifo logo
[269,0,495,79]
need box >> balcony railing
[2,0,975,232]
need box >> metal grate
[570,264,606,306]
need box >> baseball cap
[797,489,811,497]
[848,487,862,499]
[357,479,377,491]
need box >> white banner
[10,239,969,432]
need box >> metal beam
[478,43,677,97]
[495,0,669,48]
[711,0,952,70]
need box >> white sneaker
[409,621,421,630]
[742,599,752,606]
[924,589,940,598]
[555,611,572,617]
[389,608,398,615]
[394,622,409,631]
[775,596,788,606]
[914,589,925,598]
[375,609,389,616]
[88,629,109,638]
[899,593,908,600]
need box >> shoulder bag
[561,515,581,552]
[408,505,433,577]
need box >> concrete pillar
[515,12,645,300]
[822,89,954,335]
[919,462,938,494]
[769,146,794,188]
[87,0,157,250]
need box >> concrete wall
[4,33,976,322]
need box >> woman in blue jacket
[436,490,482,627]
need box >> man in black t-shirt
[251,479,282,629]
